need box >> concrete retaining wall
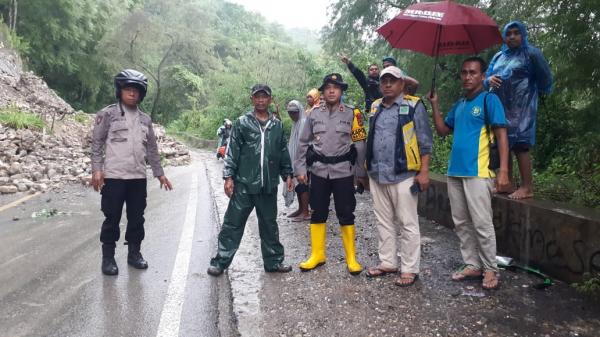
[418,173,600,283]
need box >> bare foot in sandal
[394,273,419,287]
[451,266,483,281]
[482,271,499,290]
[366,265,397,278]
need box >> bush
[70,112,91,125]
[572,273,600,300]
[0,106,45,130]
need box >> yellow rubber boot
[299,223,327,271]
[340,225,363,275]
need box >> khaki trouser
[447,176,498,272]
[369,177,420,273]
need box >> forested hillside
[0,0,327,138]
[0,0,597,208]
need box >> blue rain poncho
[484,21,553,146]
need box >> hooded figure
[283,100,306,207]
[305,88,321,116]
[485,21,553,147]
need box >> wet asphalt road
[0,153,234,337]
[2,149,600,337]
[201,151,600,337]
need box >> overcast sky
[226,0,330,30]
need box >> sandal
[451,266,483,281]
[291,214,311,222]
[394,273,419,287]
[366,265,398,278]
[482,271,499,290]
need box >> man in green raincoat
[207,84,294,276]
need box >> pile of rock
[0,119,191,195]
[0,40,190,195]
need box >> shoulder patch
[403,94,420,108]
[351,108,367,142]
[369,98,383,117]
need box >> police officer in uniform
[91,69,173,276]
[295,73,367,275]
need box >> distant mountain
[285,27,321,53]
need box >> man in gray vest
[364,66,433,286]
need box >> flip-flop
[394,274,419,287]
[452,266,483,281]
[291,215,311,222]
[482,272,500,290]
[366,266,398,278]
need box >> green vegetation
[573,273,600,299]
[0,105,44,130]
[70,112,91,125]
[0,0,597,208]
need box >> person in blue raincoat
[485,21,553,200]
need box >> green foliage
[572,273,600,299]
[70,112,91,125]
[0,105,45,130]
[0,18,28,53]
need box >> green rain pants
[210,187,285,271]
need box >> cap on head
[318,73,348,91]
[379,66,406,80]
[251,84,272,97]
[382,56,397,66]
[114,69,148,101]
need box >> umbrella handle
[430,26,441,99]
[430,54,439,99]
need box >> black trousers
[309,174,356,225]
[100,179,147,245]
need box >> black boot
[127,242,148,269]
[102,243,118,276]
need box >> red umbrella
[376,0,502,91]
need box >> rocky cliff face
[0,42,190,195]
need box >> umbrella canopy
[377,0,502,57]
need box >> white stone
[0,185,18,194]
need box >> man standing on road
[295,73,367,275]
[364,66,433,287]
[428,57,511,290]
[485,21,553,200]
[91,69,173,276]
[207,84,294,276]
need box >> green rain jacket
[223,111,293,194]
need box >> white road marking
[155,172,198,337]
